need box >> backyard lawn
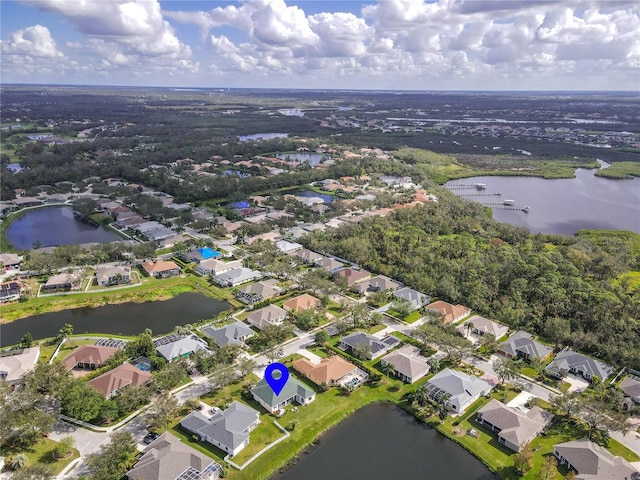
[10,438,80,475]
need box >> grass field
[8,437,80,475]
[595,161,640,179]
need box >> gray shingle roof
[426,368,493,409]
[554,439,639,479]
[478,399,553,449]
[156,337,210,361]
[499,331,552,359]
[545,349,613,381]
[340,332,398,357]
[381,345,430,382]
[180,401,259,452]
[251,377,315,409]
[393,287,430,310]
[126,432,221,480]
[203,322,254,347]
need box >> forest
[304,190,640,369]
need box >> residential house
[212,267,262,287]
[477,399,554,452]
[498,331,553,361]
[334,268,371,287]
[553,439,639,479]
[251,377,316,414]
[87,363,152,398]
[621,377,640,411]
[96,265,131,287]
[339,332,400,360]
[0,347,40,387]
[141,260,181,279]
[235,279,281,304]
[424,368,494,414]
[275,240,303,253]
[459,316,509,339]
[156,336,210,362]
[194,259,242,277]
[181,247,221,264]
[0,253,22,271]
[282,293,321,313]
[293,248,323,264]
[62,344,120,371]
[380,345,431,384]
[245,231,280,245]
[42,273,78,293]
[203,322,254,347]
[425,300,471,325]
[393,287,430,311]
[0,281,21,302]
[314,256,344,273]
[292,356,360,386]
[545,348,614,382]
[246,305,288,330]
[180,401,260,456]
[367,275,401,292]
[126,432,222,480]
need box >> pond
[5,206,121,250]
[273,403,495,480]
[0,293,231,347]
[276,152,328,166]
[445,164,640,235]
[238,133,289,142]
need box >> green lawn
[403,311,422,323]
[306,346,329,359]
[10,438,80,475]
[229,419,286,465]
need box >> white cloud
[1,24,63,58]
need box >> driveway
[564,373,590,393]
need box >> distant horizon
[2,83,639,95]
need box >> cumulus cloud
[1,24,63,58]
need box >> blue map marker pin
[265,362,289,396]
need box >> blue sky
[1,0,639,90]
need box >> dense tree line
[304,192,640,368]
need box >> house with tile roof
[0,347,40,387]
[126,432,222,480]
[477,399,554,452]
[293,248,323,264]
[203,322,254,347]
[380,345,431,384]
[246,304,288,330]
[180,401,260,456]
[367,275,402,292]
[251,377,316,414]
[292,356,360,386]
[424,368,494,414]
[545,348,614,382]
[62,344,120,371]
[425,300,471,325]
[498,330,553,361]
[141,260,181,279]
[282,293,321,313]
[87,362,152,398]
[334,268,371,287]
[314,256,344,273]
[553,439,639,479]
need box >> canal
[0,293,230,347]
[273,403,496,480]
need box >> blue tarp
[197,247,221,259]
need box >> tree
[544,317,571,348]
[314,329,329,344]
[382,362,395,379]
[579,395,629,440]
[153,360,188,392]
[294,309,320,331]
[9,454,28,470]
[352,343,371,361]
[565,472,577,480]
[52,436,75,459]
[0,387,56,450]
[85,431,137,480]
[175,324,192,336]
[60,379,105,423]
[536,455,558,480]
[427,357,440,372]
[56,323,74,343]
[9,463,54,480]
[238,357,256,377]
[463,321,473,339]
[549,391,581,420]
[20,333,33,348]
[145,394,178,432]
[513,443,533,474]
[209,366,237,390]
[492,357,518,385]
[391,298,413,318]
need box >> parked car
[143,431,160,444]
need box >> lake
[276,152,327,166]
[445,166,640,235]
[0,293,230,347]
[238,133,289,141]
[5,206,121,250]
[274,403,495,480]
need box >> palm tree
[382,362,395,379]
[463,321,473,339]
[9,453,28,470]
